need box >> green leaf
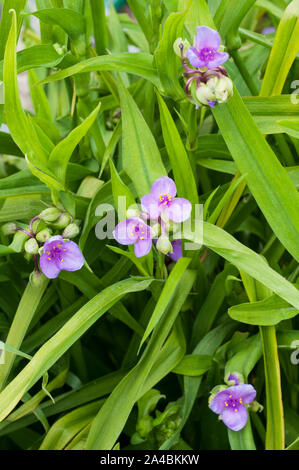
[48,102,101,186]
[118,78,167,197]
[183,222,299,310]
[212,89,299,263]
[172,354,212,376]
[31,8,85,42]
[0,278,152,422]
[37,53,161,88]
[139,258,191,351]
[156,92,198,205]
[0,0,26,60]
[260,0,299,96]
[229,294,299,326]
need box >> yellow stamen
[224,402,228,407]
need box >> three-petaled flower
[113,217,152,258]
[40,235,84,279]
[186,26,229,69]
[141,177,192,222]
[209,384,256,431]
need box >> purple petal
[168,239,182,261]
[231,384,256,404]
[39,254,61,279]
[262,26,275,35]
[141,193,161,220]
[209,390,230,414]
[207,100,216,108]
[221,405,248,431]
[59,240,85,272]
[151,177,177,201]
[227,373,240,386]
[164,198,192,223]
[43,235,63,251]
[207,51,229,68]
[113,219,139,245]
[194,26,221,50]
[134,238,152,257]
[186,47,206,68]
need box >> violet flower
[209,384,256,431]
[168,239,182,261]
[141,177,192,223]
[40,235,84,279]
[113,217,152,258]
[186,26,229,69]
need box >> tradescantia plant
[0,0,298,452]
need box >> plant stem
[230,49,259,96]
[0,275,49,391]
[260,325,285,450]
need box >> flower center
[130,223,148,241]
[199,47,217,62]
[159,193,172,206]
[46,242,66,263]
[224,395,243,412]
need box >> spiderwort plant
[174,26,233,108]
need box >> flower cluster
[174,26,233,108]
[3,207,84,280]
[208,373,257,431]
[113,176,191,258]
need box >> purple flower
[40,235,84,279]
[141,177,192,223]
[113,217,152,258]
[227,373,240,386]
[168,239,182,261]
[209,384,256,431]
[186,26,229,69]
[262,26,275,35]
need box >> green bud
[36,228,52,243]
[173,37,190,59]
[136,416,154,439]
[24,238,39,255]
[126,206,140,218]
[156,235,173,255]
[39,207,61,223]
[151,223,161,239]
[248,400,264,413]
[30,271,46,287]
[195,81,216,106]
[62,223,80,239]
[214,75,233,103]
[1,222,17,235]
[51,212,71,229]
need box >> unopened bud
[36,228,52,243]
[62,223,80,239]
[24,238,39,255]
[249,400,263,413]
[195,75,233,107]
[156,235,173,255]
[173,37,190,59]
[51,212,71,229]
[1,222,17,235]
[30,271,47,287]
[196,82,217,107]
[214,75,233,103]
[39,207,61,223]
[126,206,140,219]
[151,223,161,239]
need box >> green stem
[0,274,49,391]
[260,325,285,450]
[230,49,259,96]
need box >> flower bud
[50,212,71,229]
[39,207,61,223]
[136,415,154,439]
[156,235,173,255]
[195,82,217,107]
[224,372,244,386]
[62,223,80,239]
[30,271,47,287]
[214,75,233,103]
[248,400,263,413]
[173,37,190,59]
[36,228,52,243]
[24,238,39,255]
[151,223,161,239]
[1,222,17,235]
[126,205,140,219]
